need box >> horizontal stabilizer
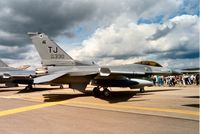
[34,70,98,84]
[34,71,68,84]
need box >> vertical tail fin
[28,32,75,66]
[0,59,8,67]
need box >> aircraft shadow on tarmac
[42,88,181,103]
[182,104,200,108]
[10,87,182,103]
[42,91,139,103]
[0,89,21,92]
[0,86,22,92]
[96,91,148,103]
[15,87,181,94]
[17,87,62,93]
[182,96,200,108]
[184,96,200,99]
[43,93,90,102]
[140,88,181,93]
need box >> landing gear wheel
[140,87,145,93]
[93,87,101,97]
[60,85,64,89]
[24,85,33,91]
[103,88,111,97]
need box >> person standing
[182,74,186,86]
[196,74,199,85]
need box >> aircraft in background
[0,59,33,87]
[27,32,177,97]
[134,61,200,74]
[177,68,200,74]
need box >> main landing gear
[139,87,145,93]
[92,87,111,97]
[93,87,101,97]
[60,85,64,89]
[24,84,33,91]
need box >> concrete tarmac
[0,85,199,134]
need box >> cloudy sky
[0,0,199,69]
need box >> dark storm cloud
[0,0,96,36]
[0,45,31,59]
[0,34,29,47]
[0,0,96,59]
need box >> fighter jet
[176,68,200,74]
[28,32,175,96]
[0,59,34,87]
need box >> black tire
[60,85,64,89]
[93,87,101,97]
[103,88,111,97]
[140,87,145,93]
[25,85,32,91]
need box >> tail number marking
[51,54,64,59]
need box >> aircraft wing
[34,71,67,84]
[34,70,98,84]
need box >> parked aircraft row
[0,32,181,97]
[0,59,33,87]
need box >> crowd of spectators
[151,74,199,87]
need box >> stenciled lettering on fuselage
[48,46,65,59]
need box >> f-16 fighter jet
[28,32,176,96]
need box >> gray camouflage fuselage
[28,32,176,91]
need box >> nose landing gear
[139,87,145,93]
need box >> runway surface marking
[0,99,199,117]
[68,101,199,116]
[0,101,67,117]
